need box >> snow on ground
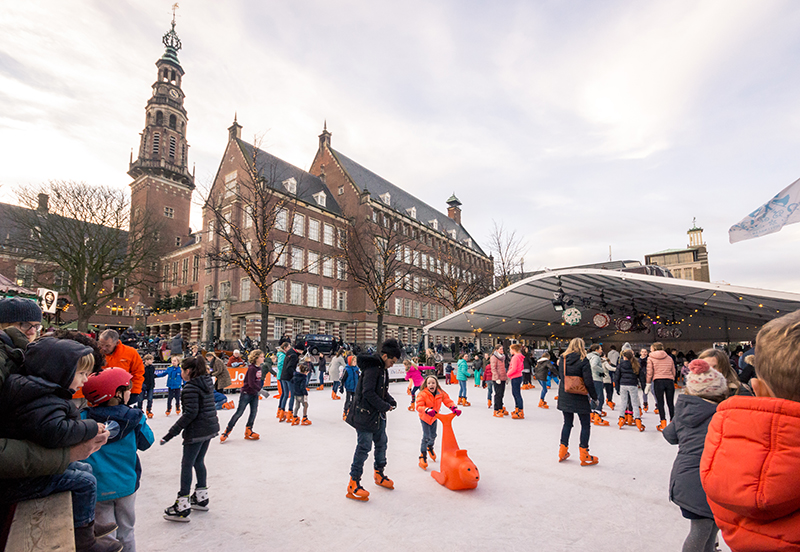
[135,382,731,552]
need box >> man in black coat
[345,338,401,501]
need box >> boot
[419,454,428,470]
[342,411,347,421]
[558,444,570,462]
[346,478,370,501]
[190,487,209,511]
[93,521,118,538]
[517,409,524,419]
[277,408,284,419]
[487,399,492,408]
[301,417,312,425]
[635,419,645,432]
[463,399,471,407]
[222,401,234,410]
[75,522,123,552]
[654,407,659,415]
[332,390,338,400]
[220,430,230,443]
[618,416,625,429]
[291,416,301,426]
[333,393,341,400]
[245,426,260,440]
[176,408,181,414]
[501,407,508,415]
[163,495,191,522]
[625,413,635,426]
[374,468,394,489]
[639,407,643,417]
[598,410,607,417]
[317,384,324,391]
[408,404,415,411]
[643,404,649,412]
[554,395,558,400]
[592,413,609,426]
[657,419,667,432]
[511,408,521,419]
[165,409,170,416]
[427,447,437,462]
[493,410,504,418]
[538,399,549,409]
[146,411,153,419]
[580,447,599,466]
[606,400,615,410]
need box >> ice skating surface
[137,382,731,551]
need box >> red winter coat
[700,396,800,551]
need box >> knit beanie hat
[0,297,43,323]
[685,359,728,397]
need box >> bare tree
[203,139,317,348]
[420,242,493,313]
[487,220,527,290]
[341,202,419,345]
[11,180,160,332]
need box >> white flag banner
[729,177,800,244]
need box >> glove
[495,380,501,384]
[425,408,436,417]
[451,407,462,416]
[645,383,651,395]
[160,439,167,446]
[160,435,171,445]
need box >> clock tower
[128,13,194,256]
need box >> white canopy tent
[424,269,800,346]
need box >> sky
[2,1,800,292]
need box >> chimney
[228,113,242,140]
[319,120,331,149]
[446,193,462,225]
[37,193,49,212]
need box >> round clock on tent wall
[593,313,610,328]
[615,318,633,332]
[563,307,582,326]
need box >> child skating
[416,375,461,469]
[291,362,312,425]
[404,359,424,411]
[220,349,264,442]
[165,355,183,416]
[456,353,471,407]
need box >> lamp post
[205,297,220,351]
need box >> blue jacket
[456,359,470,381]
[82,405,154,501]
[166,365,183,389]
[342,364,359,392]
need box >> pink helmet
[83,368,132,405]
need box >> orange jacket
[103,342,145,394]
[415,387,456,425]
[700,396,800,551]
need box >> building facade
[645,220,710,282]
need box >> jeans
[458,380,467,398]
[167,388,181,411]
[179,439,210,496]
[410,385,420,404]
[560,412,591,449]
[0,461,97,527]
[510,377,523,409]
[213,390,227,410]
[590,381,604,412]
[332,381,340,394]
[538,379,548,401]
[278,381,293,411]
[226,392,259,431]
[654,379,676,421]
[486,381,494,400]
[493,381,506,411]
[618,385,641,418]
[137,384,155,412]
[344,390,355,414]
[420,419,437,455]
[95,492,137,552]
[349,416,388,480]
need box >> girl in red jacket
[415,375,460,470]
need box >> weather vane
[162,3,182,52]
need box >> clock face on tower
[169,89,179,99]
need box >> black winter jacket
[143,363,156,389]
[533,359,557,381]
[614,359,641,389]
[556,352,597,414]
[281,348,299,382]
[291,371,308,397]
[346,353,396,432]
[163,375,220,444]
[662,394,718,518]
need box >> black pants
[604,383,613,403]
[522,372,532,385]
[493,381,506,411]
[653,379,675,421]
[560,411,591,449]
[179,439,210,496]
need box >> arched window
[169,114,176,129]
[169,136,176,159]
[152,133,160,155]
[170,70,176,82]
[155,111,163,126]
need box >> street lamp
[206,297,220,350]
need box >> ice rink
[134,381,731,551]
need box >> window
[290,282,303,305]
[244,207,253,228]
[150,261,158,272]
[113,277,125,298]
[272,280,285,303]
[337,228,345,249]
[164,206,174,218]
[240,278,250,301]
[283,177,297,194]
[273,317,286,340]
[275,208,288,231]
[204,285,213,301]
[219,281,231,299]
[292,214,305,236]
[337,259,347,280]
[172,261,178,286]
[337,290,347,311]
[175,236,181,247]
[309,219,320,241]
[192,256,199,282]
[395,297,403,316]
[322,288,333,309]
[155,111,163,125]
[396,245,403,262]
[406,207,416,219]
[380,192,391,204]
[238,317,247,338]
[152,133,160,155]
[148,286,156,298]
[313,191,327,207]
[309,320,320,334]
[189,291,198,307]
[404,299,412,317]
[169,136,176,159]
[182,258,188,284]
[405,248,412,265]
[274,242,287,266]
[413,301,420,318]
[326,322,334,335]
[307,251,319,274]
[54,270,70,293]
[338,185,344,195]
[429,219,438,230]
[323,224,334,246]
[292,247,304,270]
[322,257,334,278]
[293,319,304,337]
[307,284,318,308]
[169,114,177,129]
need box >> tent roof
[424,268,800,343]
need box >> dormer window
[449,229,457,239]
[313,191,327,207]
[406,207,416,219]
[463,238,472,248]
[429,219,439,231]
[283,177,297,194]
[380,192,391,204]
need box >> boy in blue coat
[165,355,183,416]
[83,368,154,551]
[340,357,359,420]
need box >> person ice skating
[315,352,326,391]
[82,368,155,551]
[165,356,183,416]
[456,353,471,407]
[137,353,157,418]
[663,359,729,552]
[556,337,600,466]
[482,352,494,408]
[534,352,557,409]
[329,349,346,400]
[278,341,299,423]
[274,341,289,404]
[220,350,264,442]
[489,344,508,417]
[290,361,312,426]
[472,353,484,387]
[646,342,677,431]
[507,344,524,418]
[404,359,424,411]
[638,348,650,411]
[344,339,401,501]
[341,354,359,420]
[206,351,234,410]
[614,350,645,431]
[700,310,800,551]
[416,375,460,470]
[444,362,454,385]
[259,352,275,398]
[160,356,220,522]
[606,345,619,409]
[587,344,609,426]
